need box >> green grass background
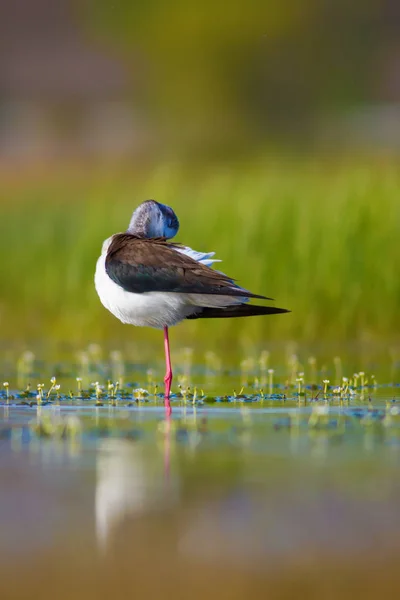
[1,157,400,349]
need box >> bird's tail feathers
[186,304,290,320]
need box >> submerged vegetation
[1,346,400,448]
[2,158,400,347]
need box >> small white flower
[133,388,149,399]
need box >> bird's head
[127,200,179,239]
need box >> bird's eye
[167,219,175,228]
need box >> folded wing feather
[175,245,221,268]
[105,234,271,303]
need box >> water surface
[1,351,400,599]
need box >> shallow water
[2,351,400,599]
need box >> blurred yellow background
[1,0,400,347]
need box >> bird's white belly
[94,254,194,328]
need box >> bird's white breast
[94,250,195,329]
[94,236,242,329]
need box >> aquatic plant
[268,369,274,395]
[296,374,304,396]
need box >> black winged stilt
[95,200,289,415]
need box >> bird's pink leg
[163,326,172,416]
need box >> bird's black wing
[105,234,271,299]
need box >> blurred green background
[1,0,400,348]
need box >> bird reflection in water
[95,413,177,552]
